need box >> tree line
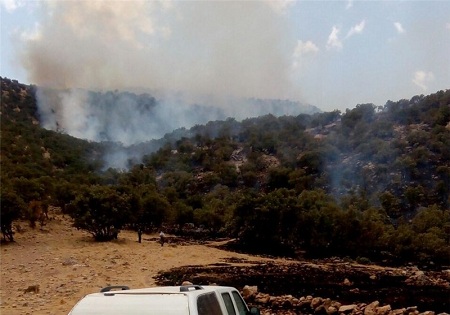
[1,77,449,267]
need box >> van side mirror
[249,307,260,315]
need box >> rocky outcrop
[241,285,449,315]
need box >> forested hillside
[1,77,449,267]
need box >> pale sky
[1,0,450,112]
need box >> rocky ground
[156,260,450,314]
[1,211,449,314]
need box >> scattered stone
[62,258,78,266]
[390,308,406,315]
[255,293,271,304]
[376,305,391,315]
[239,284,441,315]
[311,297,323,308]
[327,305,338,314]
[242,285,258,300]
[364,301,380,315]
[339,304,358,313]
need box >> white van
[68,284,261,315]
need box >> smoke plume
[20,1,306,168]
[22,1,295,97]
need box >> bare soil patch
[2,212,449,314]
[0,213,284,315]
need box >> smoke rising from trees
[21,1,312,169]
[19,1,308,168]
[23,1,295,98]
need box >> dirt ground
[0,213,286,315]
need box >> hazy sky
[1,0,450,112]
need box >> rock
[327,306,338,314]
[314,304,327,314]
[406,271,432,286]
[298,298,311,309]
[376,304,391,315]
[322,298,332,309]
[271,296,282,308]
[406,307,418,313]
[282,298,293,308]
[255,293,270,304]
[390,308,406,315]
[330,301,342,310]
[311,297,323,308]
[62,258,78,266]
[363,301,380,315]
[339,304,358,313]
[242,285,258,300]
[343,278,353,286]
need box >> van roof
[68,285,236,315]
[69,293,189,315]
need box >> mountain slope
[1,77,449,266]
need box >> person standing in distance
[159,231,166,246]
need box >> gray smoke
[22,1,296,97]
[21,1,307,169]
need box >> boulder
[376,304,391,315]
[282,298,293,308]
[298,299,312,309]
[254,293,270,304]
[390,308,406,315]
[364,301,380,315]
[314,304,327,314]
[311,297,323,308]
[327,306,338,314]
[242,285,258,300]
[343,278,353,286]
[339,304,358,313]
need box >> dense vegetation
[1,77,449,267]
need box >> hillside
[1,77,450,268]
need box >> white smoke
[20,0,307,169]
[22,1,296,97]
